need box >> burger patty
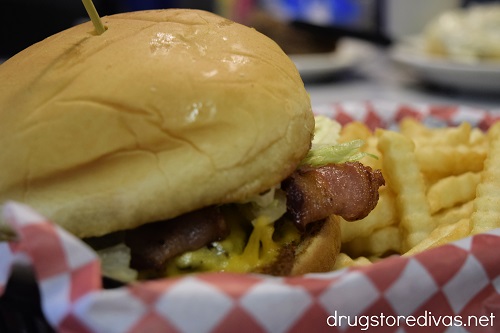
[125,207,229,270]
[125,162,384,271]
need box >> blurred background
[1,0,496,58]
[1,0,500,108]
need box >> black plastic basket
[0,265,55,333]
[0,265,124,333]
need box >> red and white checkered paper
[2,102,500,333]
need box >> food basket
[1,101,500,333]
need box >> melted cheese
[164,208,300,276]
[224,216,279,272]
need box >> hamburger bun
[0,9,313,235]
[292,215,341,275]
[0,9,343,277]
[266,215,341,276]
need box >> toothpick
[81,0,106,35]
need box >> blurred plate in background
[289,38,372,82]
[390,37,500,93]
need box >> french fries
[332,253,371,270]
[334,117,500,270]
[416,145,486,176]
[427,172,481,214]
[400,118,472,146]
[343,226,401,258]
[376,129,435,252]
[471,122,500,234]
[404,218,471,256]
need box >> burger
[0,9,384,282]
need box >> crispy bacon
[125,206,229,270]
[282,161,385,229]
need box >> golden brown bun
[0,9,313,238]
[260,215,341,276]
[292,215,341,275]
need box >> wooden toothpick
[81,0,106,35]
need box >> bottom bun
[259,215,341,276]
[292,215,341,275]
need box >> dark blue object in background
[274,0,361,25]
[114,0,214,12]
[117,0,176,12]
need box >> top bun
[0,9,314,238]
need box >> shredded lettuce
[241,186,287,226]
[301,116,377,167]
[97,243,138,283]
[312,115,342,146]
[301,139,377,167]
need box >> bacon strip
[125,206,229,270]
[282,161,385,229]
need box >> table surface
[304,39,500,112]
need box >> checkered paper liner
[312,100,500,131]
[1,101,500,333]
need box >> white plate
[390,37,500,93]
[289,39,371,82]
